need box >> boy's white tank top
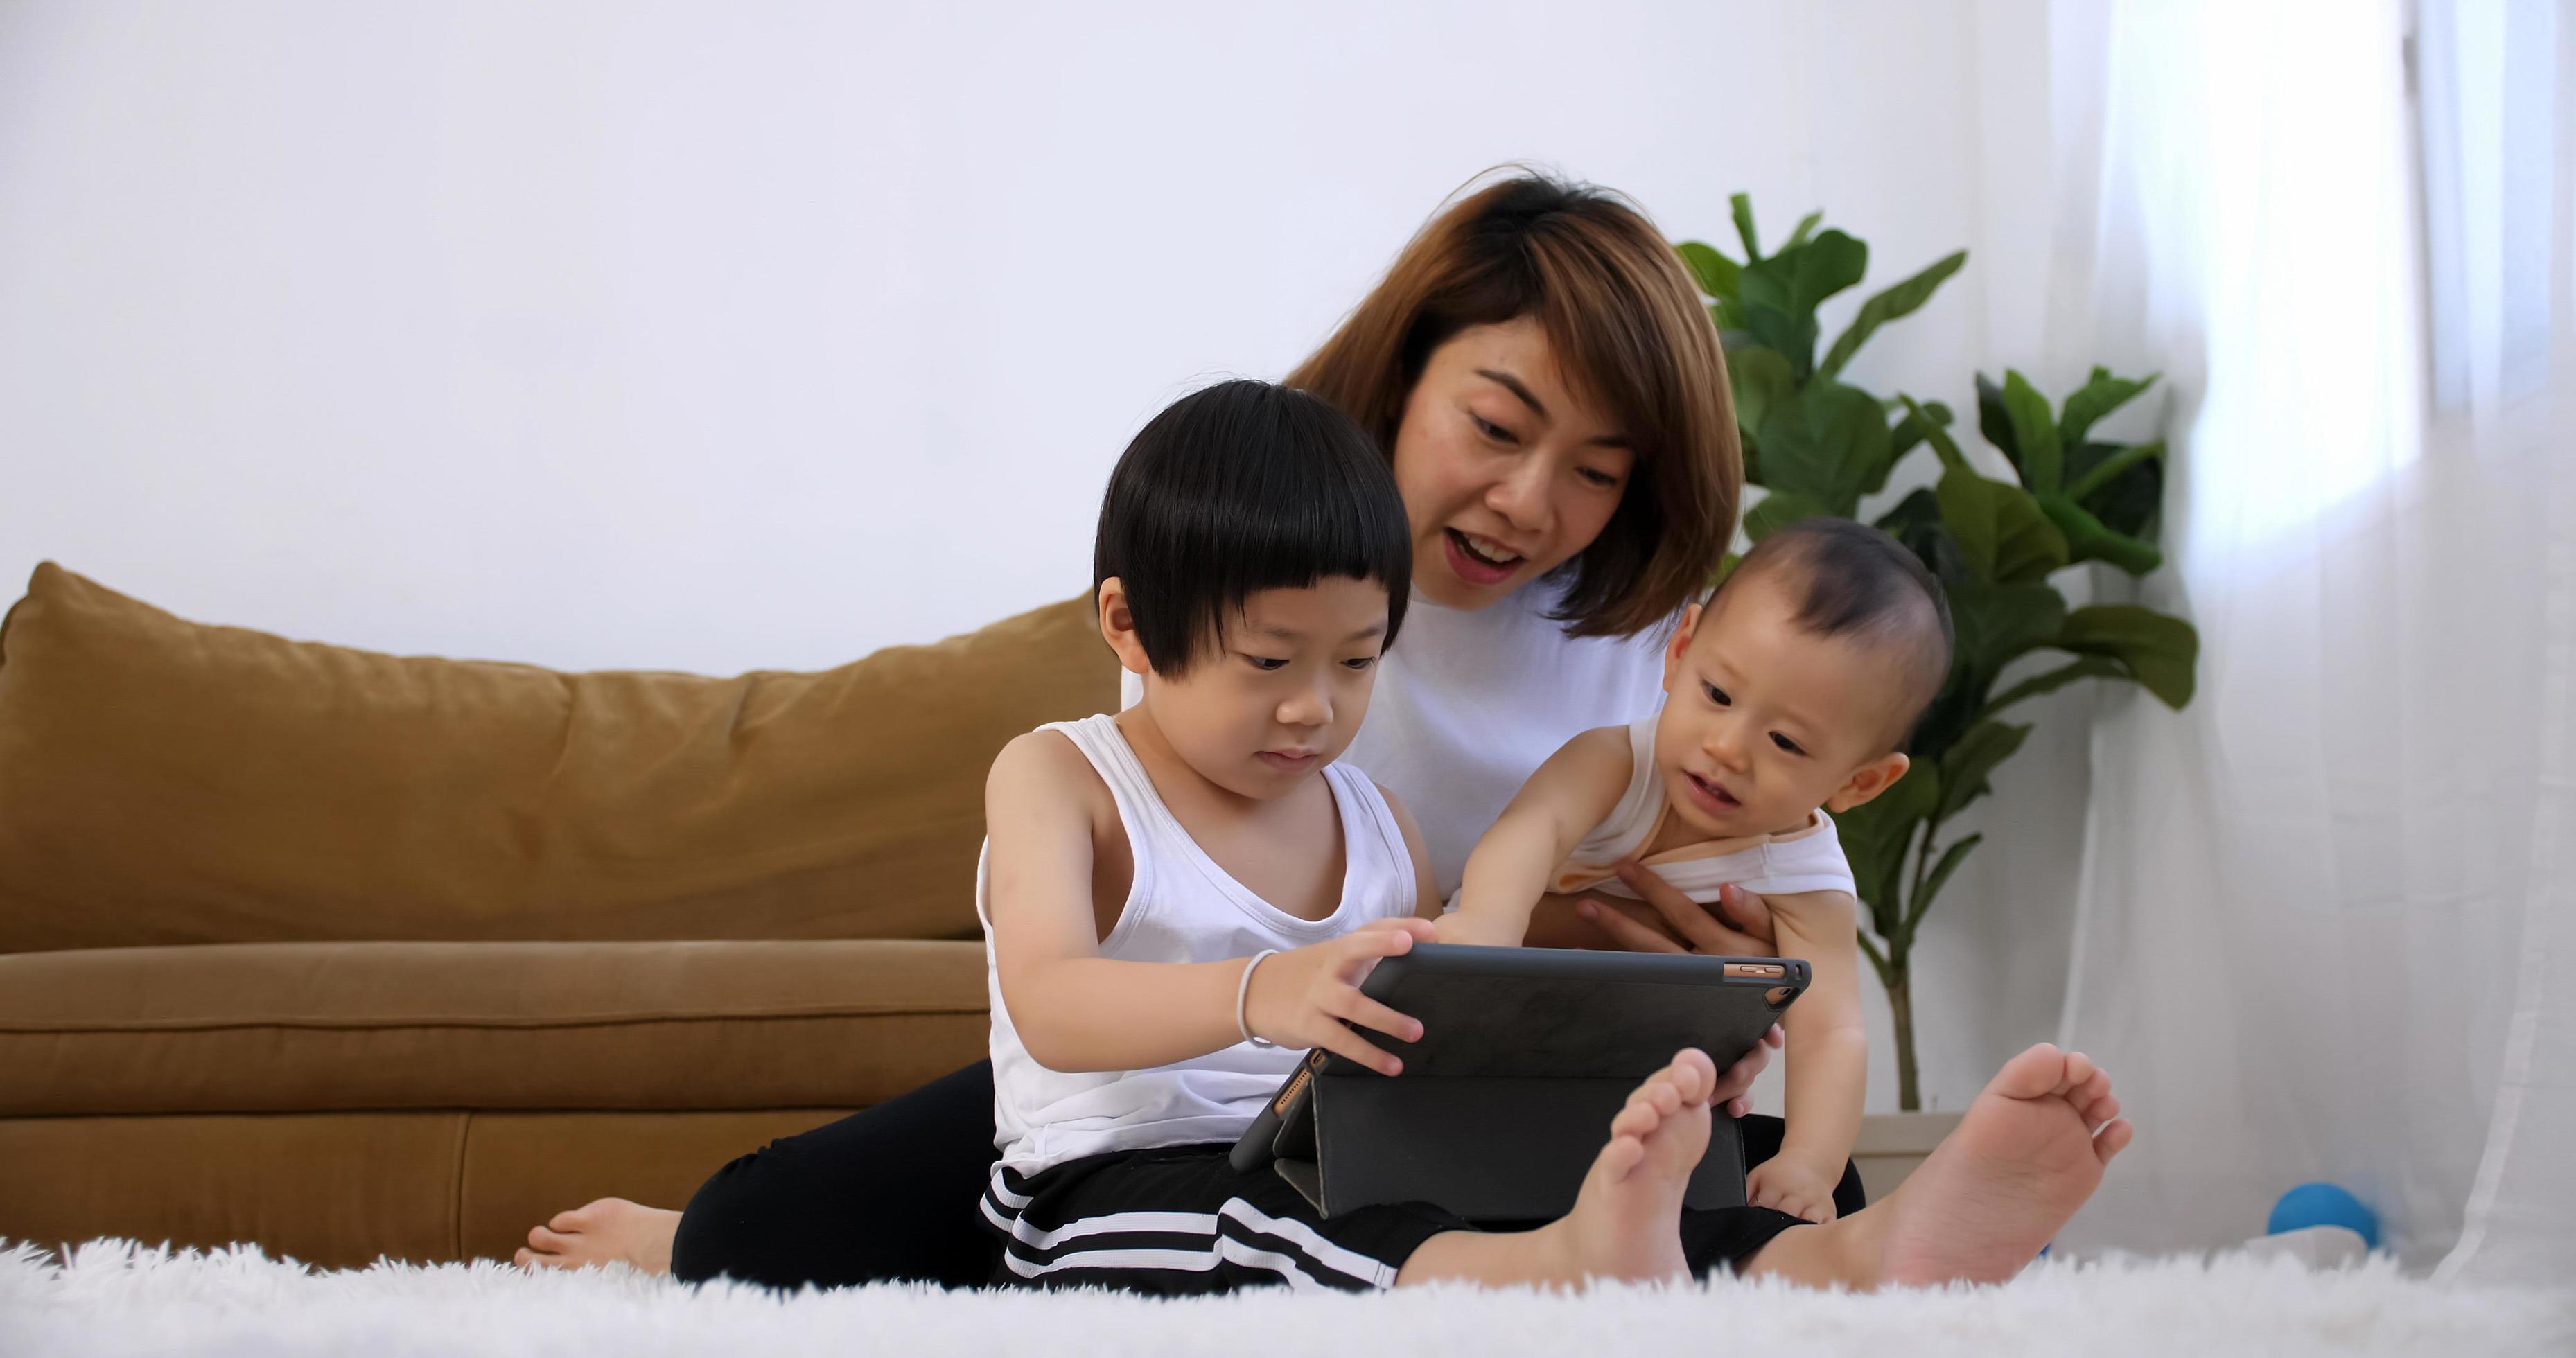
[979,713,1417,1174]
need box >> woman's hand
[1575,861,1780,957]
[1241,917,1435,1075]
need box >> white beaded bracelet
[1236,949,1281,1049]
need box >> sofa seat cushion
[0,939,990,1116]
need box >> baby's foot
[1873,1043,2132,1286]
[1547,1048,1717,1285]
[514,1198,679,1275]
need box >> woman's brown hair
[1287,170,1740,639]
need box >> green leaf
[1936,720,2031,824]
[2002,370,2063,493]
[2067,440,2165,505]
[1787,230,1870,309]
[1897,394,1971,474]
[1744,491,1837,543]
[1783,210,1824,250]
[1905,832,1983,937]
[2039,494,2164,575]
[2058,369,2159,448]
[1819,249,1968,379]
[1977,373,2016,467]
[1832,763,1939,940]
[1735,231,1868,378]
[2055,605,2198,707]
[1756,381,1891,513]
[1676,240,1740,301]
[1983,655,2126,715]
[1726,345,1795,452]
[2062,439,2164,540]
[1731,193,1762,261]
[1874,488,1973,585]
[1944,579,2069,683]
[1708,550,1742,591]
[1937,468,2069,583]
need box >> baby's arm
[1744,888,1869,1224]
[1439,725,1635,946]
[985,731,1432,1075]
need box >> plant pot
[1853,1110,1963,1204]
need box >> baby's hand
[1430,911,1525,949]
[1746,1158,1841,1224]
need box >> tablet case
[1234,944,1806,1221]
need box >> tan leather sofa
[0,565,1111,1269]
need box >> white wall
[0,0,2080,1113]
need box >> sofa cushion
[0,938,989,1115]
[0,563,1113,951]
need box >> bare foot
[1544,1047,1719,1285]
[1870,1043,2132,1286]
[513,1197,680,1275]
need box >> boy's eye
[1341,656,1378,671]
[1769,733,1805,756]
[1703,682,1731,707]
[1245,655,1290,672]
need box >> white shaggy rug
[4,1238,2569,1358]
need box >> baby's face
[1654,568,1911,839]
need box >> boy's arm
[1745,888,1869,1224]
[1439,725,1635,946]
[986,732,1435,1076]
[983,731,1245,1073]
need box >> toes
[2087,1093,2123,1128]
[548,1208,589,1233]
[2074,1069,2114,1117]
[514,1248,534,1270]
[2094,1118,2135,1162]
[1992,1043,2067,1099]
[1597,1134,1645,1180]
[527,1226,572,1253]
[2060,1050,2096,1095]
[1672,1048,1717,1104]
[1611,1098,1663,1140]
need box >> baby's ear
[1825,752,1911,813]
[1660,603,1703,693]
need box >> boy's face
[1654,567,1911,839]
[1131,578,1391,801]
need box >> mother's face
[1390,317,1636,611]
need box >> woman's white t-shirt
[1122,580,1677,897]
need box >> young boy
[1435,518,1954,1226]
[976,378,1779,1293]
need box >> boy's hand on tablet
[1746,1156,1841,1224]
[1710,1023,1785,1119]
[1242,918,1435,1076]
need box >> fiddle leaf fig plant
[1678,195,2198,1111]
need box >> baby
[1436,517,1954,1224]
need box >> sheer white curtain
[2038,0,2576,1265]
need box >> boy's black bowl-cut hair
[1094,378,1413,676]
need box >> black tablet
[1231,943,1806,1185]
[1328,942,1805,1077]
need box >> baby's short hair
[1093,379,1412,675]
[1721,518,1954,749]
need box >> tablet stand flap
[1275,1074,1746,1222]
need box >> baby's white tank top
[979,713,1418,1174]
[1548,714,1857,902]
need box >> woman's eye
[1770,733,1805,756]
[1579,466,1622,488]
[1471,414,1516,443]
[1245,655,1290,672]
[1704,683,1731,707]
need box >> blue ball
[2268,1182,2379,1249]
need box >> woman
[526,170,1836,1285]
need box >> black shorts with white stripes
[983,1138,1833,1295]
